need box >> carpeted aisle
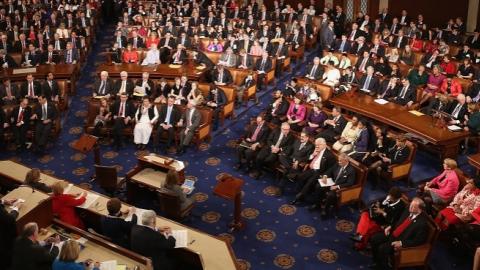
[0,24,473,270]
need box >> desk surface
[0,64,78,81]
[97,63,208,80]
[3,186,49,221]
[131,168,167,188]
[330,92,469,145]
[0,160,238,270]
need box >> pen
[189,239,195,245]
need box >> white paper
[374,98,389,105]
[125,208,149,225]
[360,88,371,93]
[77,193,100,209]
[318,177,335,187]
[76,237,88,245]
[99,260,117,270]
[172,161,185,171]
[172,230,188,248]
[448,125,462,131]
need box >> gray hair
[141,210,157,226]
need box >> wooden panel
[388,0,469,28]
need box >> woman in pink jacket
[286,95,306,131]
[423,158,460,204]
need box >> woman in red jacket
[51,182,87,229]
[440,75,463,97]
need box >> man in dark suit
[93,71,114,98]
[317,106,348,143]
[236,48,254,69]
[11,222,60,270]
[159,32,176,63]
[155,96,180,153]
[370,135,410,190]
[114,30,127,49]
[101,198,137,249]
[355,51,375,73]
[21,44,40,66]
[347,23,365,42]
[290,137,336,204]
[358,66,380,93]
[392,78,416,107]
[369,198,429,270]
[255,52,272,91]
[236,115,269,171]
[308,153,356,216]
[10,98,31,150]
[206,85,227,130]
[0,108,7,149]
[0,78,20,104]
[31,95,57,153]
[277,131,314,194]
[170,44,188,64]
[131,210,176,270]
[305,57,324,80]
[176,32,191,49]
[0,198,21,269]
[211,64,233,85]
[63,42,79,64]
[265,90,289,124]
[40,45,60,65]
[128,30,145,49]
[447,93,468,125]
[375,76,400,99]
[350,37,370,56]
[113,71,135,97]
[20,74,41,100]
[287,28,304,51]
[378,8,391,25]
[0,49,18,68]
[49,34,66,50]
[334,35,352,53]
[111,93,135,149]
[391,30,408,49]
[41,72,59,101]
[177,100,201,154]
[252,122,294,179]
[13,33,29,52]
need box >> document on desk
[374,98,388,105]
[408,110,425,116]
[77,193,100,209]
[99,260,117,270]
[318,178,335,187]
[172,230,188,248]
[125,207,149,225]
[172,161,185,171]
[448,125,462,131]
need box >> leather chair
[157,188,194,221]
[383,140,417,186]
[94,165,125,196]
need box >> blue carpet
[0,25,474,270]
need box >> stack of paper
[172,230,188,248]
[99,260,117,270]
[374,98,388,105]
[77,193,100,209]
[125,207,149,225]
[409,110,425,116]
[448,125,462,131]
[317,178,335,187]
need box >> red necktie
[250,124,262,141]
[28,83,33,96]
[118,102,124,117]
[392,216,413,238]
[18,109,24,123]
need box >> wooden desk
[126,155,186,203]
[330,92,469,159]
[468,153,480,172]
[0,64,78,82]
[0,160,238,270]
[97,63,208,81]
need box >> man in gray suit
[320,21,335,51]
[218,47,237,68]
[177,100,201,154]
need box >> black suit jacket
[308,149,336,173]
[350,43,370,55]
[0,83,20,100]
[93,79,114,96]
[266,129,294,152]
[111,101,135,118]
[40,51,60,64]
[236,54,254,69]
[255,57,273,72]
[358,75,380,93]
[34,102,58,122]
[326,115,348,135]
[285,140,314,163]
[128,37,145,48]
[130,225,176,270]
[10,237,59,270]
[134,79,155,96]
[207,88,227,107]
[157,104,181,125]
[391,210,429,247]
[41,80,59,100]
[244,123,269,145]
[393,85,416,106]
[386,145,410,164]
[305,64,324,80]
[113,79,135,97]
[20,81,41,98]
[325,163,356,188]
[447,101,468,122]
[375,81,399,99]
[211,69,233,85]
[334,39,352,53]
[0,54,18,68]
[101,214,137,249]
[0,204,17,268]
[10,106,31,126]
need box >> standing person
[133,98,158,150]
[177,100,201,154]
[31,95,58,154]
[155,96,180,153]
[10,98,31,151]
[51,182,87,229]
[0,198,22,269]
[111,93,134,150]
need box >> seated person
[392,77,416,107]
[251,122,294,179]
[110,42,123,64]
[286,94,307,131]
[192,50,214,69]
[236,48,254,69]
[320,50,339,66]
[333,115,360,153]
[418,158,460,210]
[187,82,205,105]
[351,187,405,250]
[207,38,224,52]
[113,71,134,97]
[439,74,462,97]
[336,67,358,93]
[170,44,187,64]
[375,76,400,99]
[358,66,380,93]
[407,65,428,86]
[255,52,272,91]
[123,43,139,64]
[290,138,336,205]
[369,135,410,190]
[93,71,114,98]
[447,93,468,125]
[211,64,233,86]
[218,47,237,67]
[322,61,341,87]
[355,51,374,73]
[307,153,356,218]
[440,56,456,75]
[235,71,256,106]
[133,97,159,150]
[352,127,395,166]
[457,58,475,80]
[349,118,371,154]
[235,115,269,171]
[369,198,429,270]
[163,170,194,211]
[420,49,440,69]
[374,56,392,77]
[0,78,20,104]
[52,240,100,270]
[399,45,414,65]
[435,178,480,230]
[21,44,40,67]
[464,103,480,135]
[141,44,160,65]
[205,84,227,130]
[318,106,348,143]
[24,168,52,193]
[32,95,58,153]
[134,72,155,97]
[51,182,87,229]
[304,102,327,136]
[92,98,111,138]
[264,90,289,124]
[338,53,352,69]
[111,93,135,149]
[155,96,180,153]
[305,57,323,80]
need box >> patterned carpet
[0,24,474,270]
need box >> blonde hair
[51,182,64,195]
[444,158,457,169]
[59,240,81,262]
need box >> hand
[391,241,402,250]
[384,226,391,236]
[43,119,50,124]
[374,208,385,215]
[81,191,87,198]
[3,198,17,206]
[129,207,136,215]
[321,175,327,184]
